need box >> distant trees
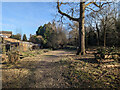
[67,2,119,48]
[22,34,27,41]
[29,35,44,47]
[30,22,67,49]
[55,26,67,49]
[87,31,97,46]
[85,3,119,47]
[36,26,44,36]
[115,18,120,46]
[10,33,21,40]
[99,5,116,47]
[68,22,79,47]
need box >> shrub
[7,48,20,63]
[2,44,6,54]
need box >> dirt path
[2,50,75,88]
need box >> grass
[2,47,120,88]
[61,56,120,88]
[21,49,51,58]
[2,49,52,88]
[2,68,31,88]
[2,49,51,69]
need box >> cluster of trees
[68,16,120,48]
[10,34,21,40]
[10,33,27,41]
[9,22,68,50]
[85,3,120,47]
[29,22,67,49]
[56,1,120,55]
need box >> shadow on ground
[75,57,98,64]
[2,57,69,88]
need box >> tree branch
[86,7,103,12]
[93,2,111,8]
[85,2,93,7]
[57,2,79,22]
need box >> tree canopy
[10,33,21,40]
[34,22,67,49]
[56,1,111,55]
[22,34,27,41]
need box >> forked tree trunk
[77,2,85,55]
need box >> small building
[1,37,34,52]
[19,41,34,51]
[0,31,12,37]
[0,33,40,52]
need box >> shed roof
[0,31,12,34]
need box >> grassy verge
[21,49,51,57]
[2,49,51,68]
[2,49,52,88]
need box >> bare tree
[86,3,118,47]
[86,12,100,46]
[99,3,117,47]
[57,0,110,55]
[68,22,79,48]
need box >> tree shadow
[44,55,59,58]
[75,57,98,64]
[2,60,60,69]
[44,54,76,58]
[2,60,68,88]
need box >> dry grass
[2,69,30,88]
[2,50,73,88]
[61,52,120,88]
[1,48,120,88]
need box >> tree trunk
[96,23,100,46]
[104,27,106,47]
[77,2,85,55]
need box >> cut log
[104,55,112,59]
[101,59,114,63]
[102,64,120,68]
[95,54,119,59]
[97,59,114,62]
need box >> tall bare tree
[86,2,118,47]
[57,1,110,55]
[86,12,100,46]
[99,3,117,47]
[68,22,79,47]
